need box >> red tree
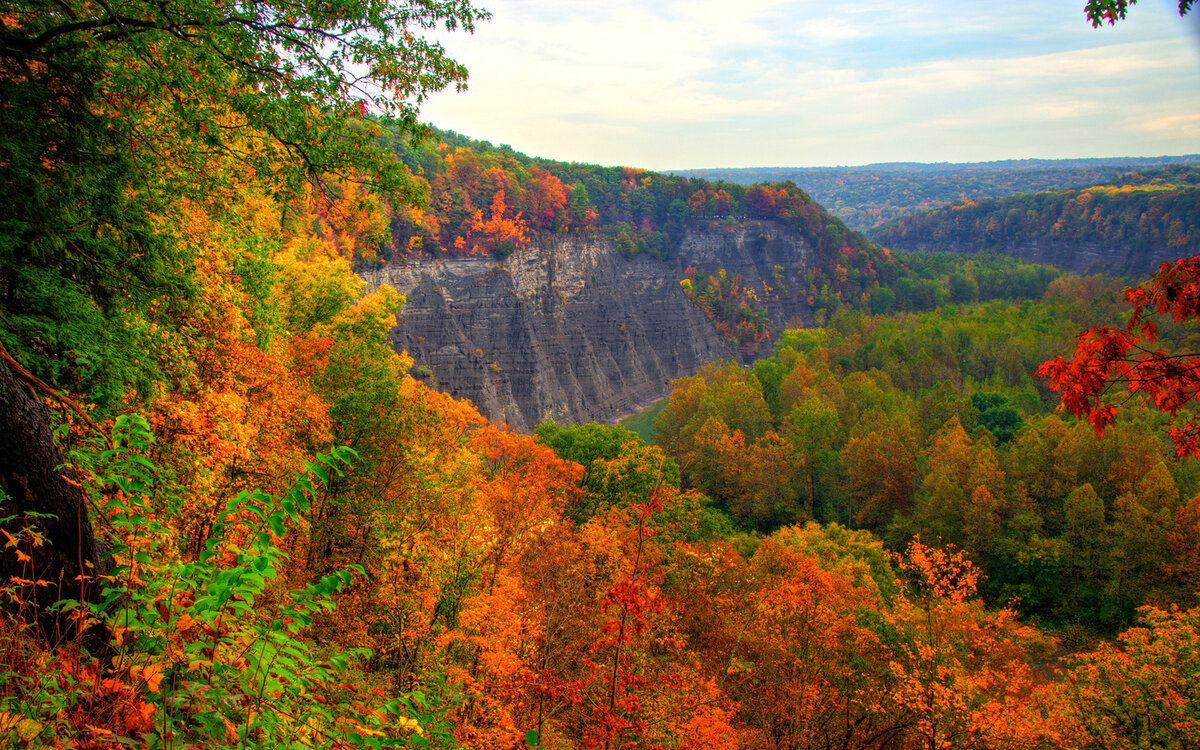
[1037,255,1200,457]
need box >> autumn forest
[2,0,1200,748]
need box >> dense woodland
[2,0,1200,747]
[868,167,1200,265]
[647,280,1200,631]
[377,127,869,269]
[679,156,1200,232]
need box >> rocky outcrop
[359,222,819,431]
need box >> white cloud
[1134,113,1200,137]
[417,0,1200,168]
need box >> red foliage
[1037,254,1200,456]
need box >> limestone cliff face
[360,222,818,431]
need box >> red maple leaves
[1037,255,1200,456]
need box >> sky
[416,0,1200,170]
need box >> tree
[1054,8,1200,458]
[1062,605,1200,748]
[1086,0,1194,26]
[1,0,484,200]
[840,410,918,529]
[885,539,1055,750]
[1037,255,1200,457]
[0,0,484,637]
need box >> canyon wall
[360,222,818,431]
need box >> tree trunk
[0,353,105,643]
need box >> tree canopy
[0,0,485,639]
[1086,0,1194,25]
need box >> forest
[373,127,867,267]
[868,167,1200,266]
[2,0,1200,747]
[678,157,1200,232]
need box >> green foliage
[32,416,426,747]
[971,392,1025,444]
[536,420,681,524]
[651,284,1198,630]
[0,0,482,415]
[1064,605,1200,748]
[614,223,638,260]
[677,156,1200,231]
[536,420,645,468]
[0,67,191,412]
[1086,0,1194,26]
[395,128,883,275]
[680,268,770,344]
[769,522,898,600]
[871,171,1200,273]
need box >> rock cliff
[360,222,819,431]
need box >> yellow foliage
[0,712,44,744]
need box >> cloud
[418,0,1200,168]
[1134,113,1200,137]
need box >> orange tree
[0,0,484,634]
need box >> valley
[4,0,1200,746]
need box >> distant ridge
[674,155,1200,175]
[866,165,1200,279]
[673,155,1200,230]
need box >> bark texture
[0,353,104,642]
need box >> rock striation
[359,222,819,431]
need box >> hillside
[374,127,869,266]
[676,155,1200,231]
[6,0,1200,742]
[866,166,1200,277]
[366,131,1058,429]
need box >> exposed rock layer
[360,223,817,431]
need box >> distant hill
[865,166,1200,278]
[674,155,1200,231]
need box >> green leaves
[73,418,418,748]
[1085,0,1194,26]
[1,0,485,430]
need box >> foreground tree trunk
[0,353,104,643]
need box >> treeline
[650,277,1200,631]
[678,156,1200,230]
[868,167,1200,264]
[378,128,868,264]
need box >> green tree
[1086,0,1193,26]
[536,421,681,523]
[1061,483,1109,619]
[0,0,483,636]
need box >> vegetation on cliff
[381,128,873,266]
[2,0,1200,745]
[867,167,1200,270]
[677,156,1200,231]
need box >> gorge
[361,222,824,430]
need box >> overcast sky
[417,0,1200,170]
